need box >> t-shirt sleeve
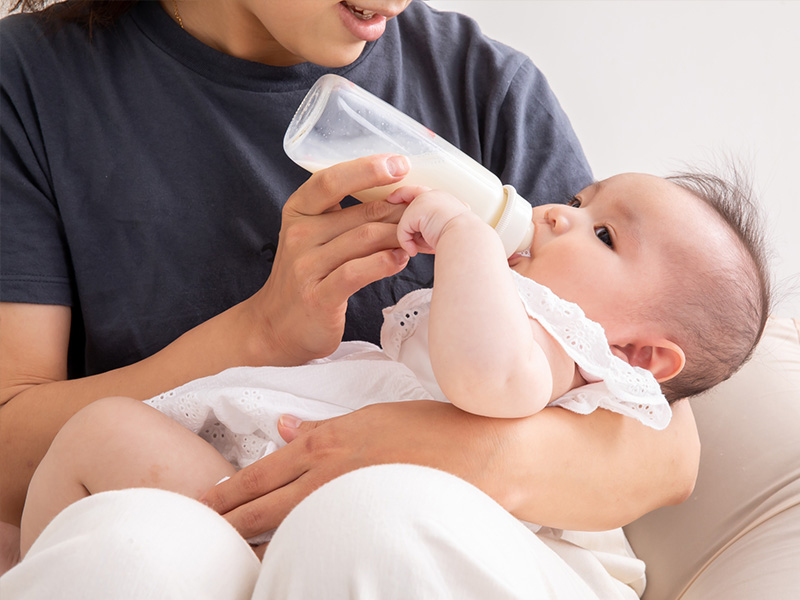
[0,17,74,306]
[489,58,594,206]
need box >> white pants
[0,465,603,599]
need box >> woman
[0,0,699,596]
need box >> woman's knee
[7,489,260,600]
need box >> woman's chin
[310,44,368,68]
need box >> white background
[429,0,800,316]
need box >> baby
[19,169,771,557]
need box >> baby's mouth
[341,2,377,20]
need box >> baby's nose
[545,204,572,234]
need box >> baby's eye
[594,226,613,248]
[568,197,582,208]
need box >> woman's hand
[199,400,700,539]
[199,401,492,541]
[245,154,412,366]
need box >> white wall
[430,0,800,317]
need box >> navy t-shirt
[0,1,592,377]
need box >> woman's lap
[0,465,602,599]
[259,464,602,599]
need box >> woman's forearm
[483,400,700,530]
[0,299,278,526]
[203,399,700,539]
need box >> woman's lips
[338,1,388,41]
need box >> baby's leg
[20,396,235,556]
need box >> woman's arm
[201,398,699,539]
[0,299,285,526]
[0,154,413,527]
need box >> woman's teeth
[342,2,376,20]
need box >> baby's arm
[19,397,235,557]
[391,188,579,418]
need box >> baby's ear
[612,339,686,382]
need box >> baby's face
[509,173,731,346]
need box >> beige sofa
[623,316,800,599]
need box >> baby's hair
[655,165,772,402]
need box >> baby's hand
[387,187,471,256]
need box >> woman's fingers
[199,414,358,539]
[319,247,409,306]
[253,542,268,561]
[271,220,408,323]
[245,155,412,363]
[308,219,406,280]
[285,154,409,217]
[200,445,305,515]
[287,199,406,253]
[277,204,410,313]
[220,479,309,540]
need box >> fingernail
[386,155,409,177]
[279,414,302,429]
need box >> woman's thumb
[278,414,318,442]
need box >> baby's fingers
[386,185,432,205]
[396,229,434,257]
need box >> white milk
[296,152,506,226]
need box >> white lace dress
[145,270,669,597]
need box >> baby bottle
[283,74,534,257]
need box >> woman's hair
[655,165,772,402]
[5,0,138,31]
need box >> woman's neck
[162,0,304,66]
